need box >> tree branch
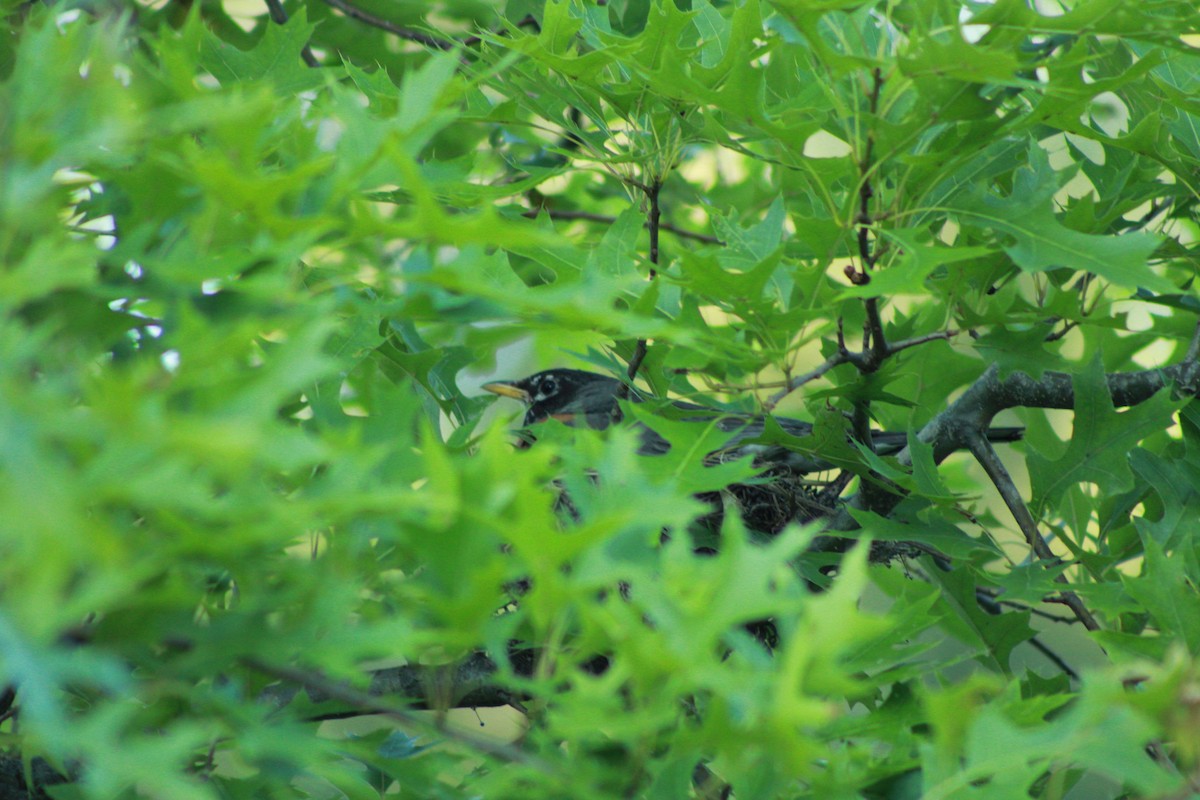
[966,432,1101,631]
[244,656,552,768]
[623,179,663,393]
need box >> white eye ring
[540,376,558,395]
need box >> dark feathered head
[483,369,627,428]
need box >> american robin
[484,369,1023,532]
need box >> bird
[484,368,1023,534]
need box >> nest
[695,450,852,536]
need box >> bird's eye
[539,376,558,396]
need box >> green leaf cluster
[2,0,1200,797]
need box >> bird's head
[483,369,627,428]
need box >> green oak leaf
[622,402,762,495]
[927,563,1036,673]
[972,325,1063,380]
[1122,533,1200,654]
[197,9,322,94]
[946,144,1168,291]
[840,227,994,299]
[1130,446,1200,553]
[713,196,787,270]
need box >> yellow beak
[482,381,530,402]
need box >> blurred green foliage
[1,0,1199,797]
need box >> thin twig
[856,68,887,366]
[1044,319,1077,343]
[1026,636,1081,680]
[646,180,661,279]
[320,0,455,50]
[886,330,956,355]
[844,329,956,370]
[764,353,848,410]
[965,433,1100,632]
[987,596,1078,624]
[764,330,953,410]
[264,0,319,66]
[521,208,721,245]
[974,590,1079,680]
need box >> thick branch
[944,358,1200,444]
[827,324,1200,532]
